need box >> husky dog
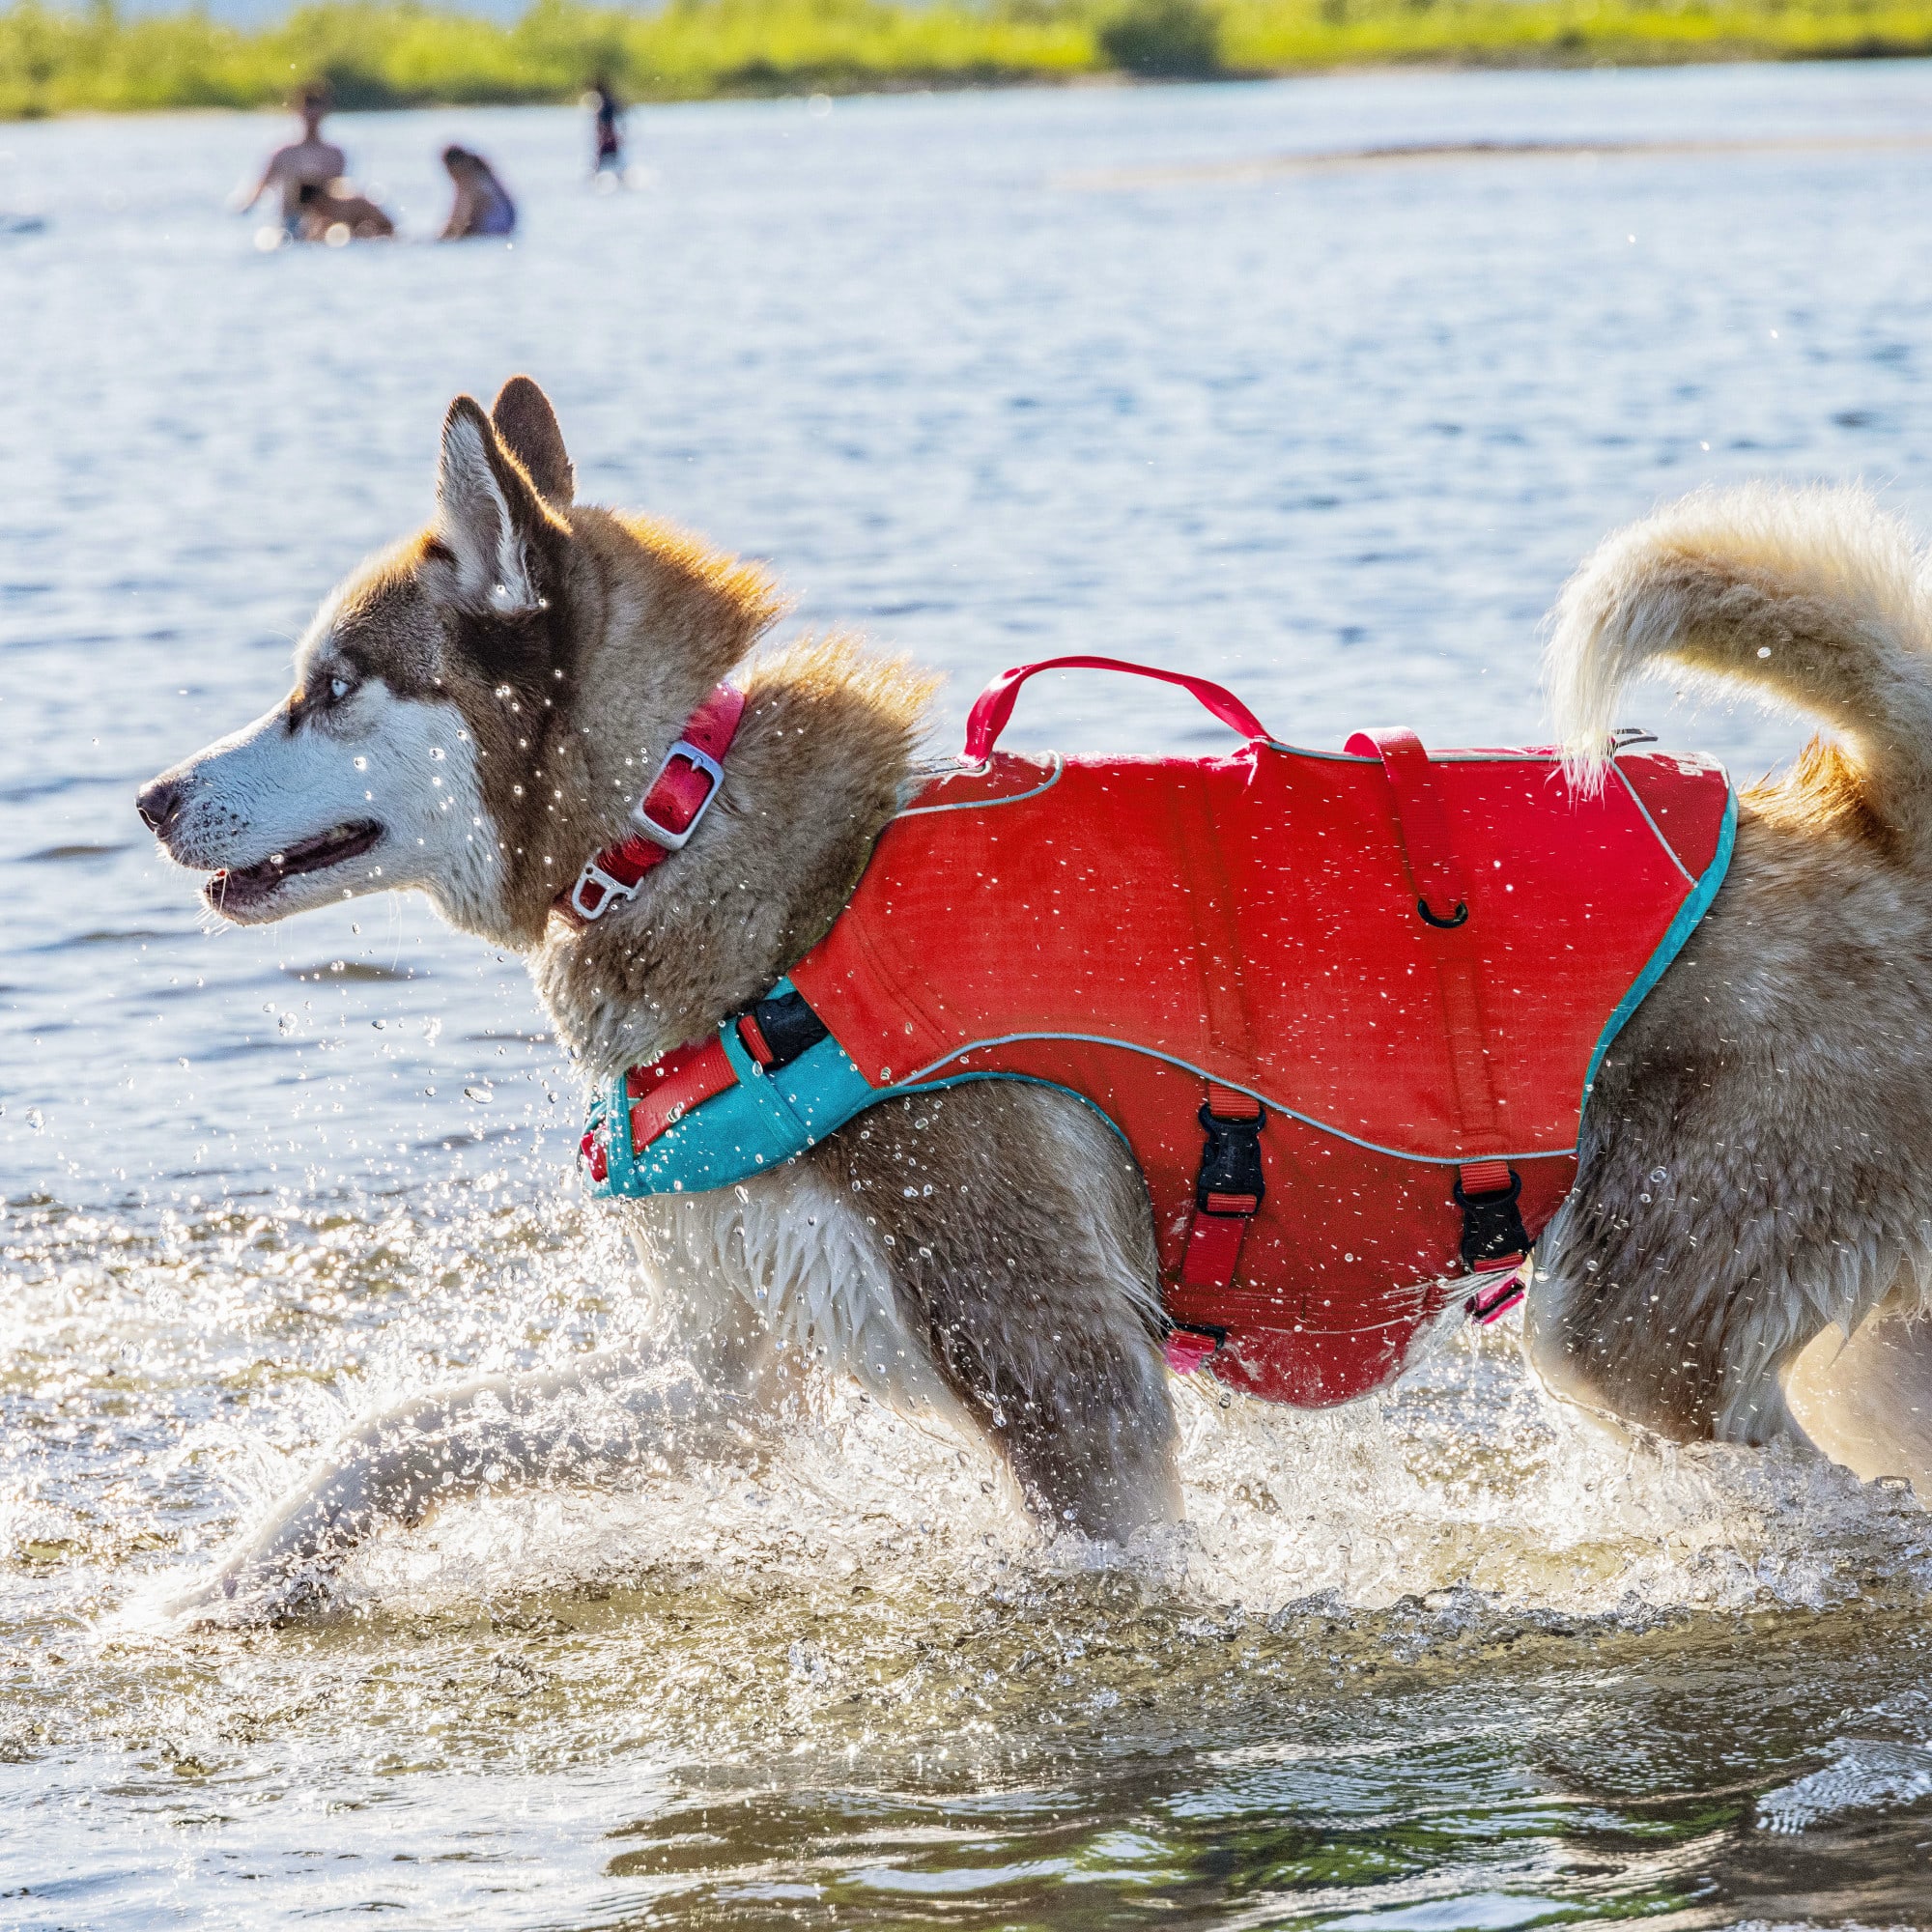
[138,379,1932,1614]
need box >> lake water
[5,61,1932,1929]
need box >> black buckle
[1196,1100,1265,1214]
[1452,1166,1528,1272]
[742,988,829,1073]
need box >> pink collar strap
[554,683,746,929]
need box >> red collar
[554,683,746,929]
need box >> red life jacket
[586,659,1734,1409]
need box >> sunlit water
[5,63,1932,1928]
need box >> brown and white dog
[137,378,1932,1617]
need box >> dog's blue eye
[330,677,352,701]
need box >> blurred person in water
[235,84,341,234]
[440,147,518,240]
[588,75,626,178]
[236,84,395,242]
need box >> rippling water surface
[6,62,1932,1928]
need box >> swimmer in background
[440,146,517,240]
[588,75,625,177]
[236,84,394,242]
[235,85,344,236]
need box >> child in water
[440,147,517,240]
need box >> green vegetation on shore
[7,0,1932,120]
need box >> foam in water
[101,1257,1932,1634]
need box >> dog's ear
[433,394,555,613]
[490,375,574,507]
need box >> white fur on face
[151,678,503,930]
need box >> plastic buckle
[567,861,639,924]
[1196,1099,1265,1214]
[1452,1165,1529,1274]
[633,740,725,852]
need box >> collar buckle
[566,860,639,924]
[633,739,726,852]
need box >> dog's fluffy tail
[1548,484,1932,840]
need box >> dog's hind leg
[1529,486,1932,1454]
[1784,1278,1932,1502]
[820,1082,1182,1545]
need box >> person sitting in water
[236,85,346,237]
[439,147,517,241]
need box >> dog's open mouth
[206,820,383,913]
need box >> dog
[136,377,1932,1616]
[295,180,395,242]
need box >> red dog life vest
[584,658,1735,1409]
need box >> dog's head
[139,379,780,948]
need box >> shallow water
[5,63,1932,1928]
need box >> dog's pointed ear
[434,394,553,613]
[490,375,574,507]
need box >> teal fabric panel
[588,978,880,1199]
[1581,784,1737,1103]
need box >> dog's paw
[153,1553,340,1631]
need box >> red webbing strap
[1347,727,1506,1160]
[1179,1213,1246,1293]
[1162,1328,1219,1375]
[1164,740,1265,1322]
[1205,1082,1259,1122]
[735,1011,776,1067]
[1348,728,1527,1282]
[554,684,746,928]
[963,656,1271,765]
[1458,1157,1511,1197]
[625,1036,739,1151]
[1179,1083,1264,1303]
[1346,726,1469,928]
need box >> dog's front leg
[822,1083,1183,1545]
[164,1297,785,1624]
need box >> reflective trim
[895,1033,1572,1166]
[1610,756,1700,885]
[897,752,1065,817]
[1582,784,1737,1100]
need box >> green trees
[1096,0,1224,75]
[9,0,1932,121]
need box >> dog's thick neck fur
[531,624,937,1076]
[403,388,940,1075]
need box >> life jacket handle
[962,655,1272,765]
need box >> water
[5,62,1932,1927]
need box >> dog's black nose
[137,777,182,836]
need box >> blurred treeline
[6,0,1932,118]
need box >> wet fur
[1535,484,1932,1465]
[139,404,1932,1615]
